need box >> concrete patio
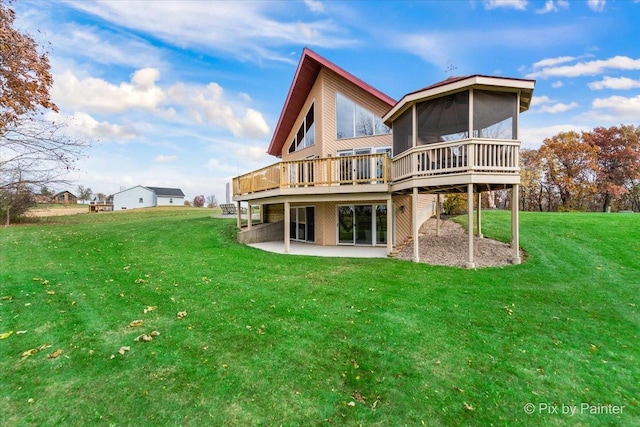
[248,241,389,258]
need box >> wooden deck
[233,140,520,199]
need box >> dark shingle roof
[146,187,185,197]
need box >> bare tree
[206,194,218,208]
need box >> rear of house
[232,49,534,267]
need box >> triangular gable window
[336,92,390,139]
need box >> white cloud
[53,69,270,139]
[536,0,570,14]
[483,0,528,10]
[155,154,178,163]
[235,146,270,163]
[526,56,640,79]
[551,81,564,88]
[530,96,578,113]
[532,56,577,69]
[175,83,271,139]
[46,111,139,141]
[592,95,640,120]
[588,76,640,90]
[52,68,166,114]
[539,102,579,113]
[530,96,552,106]
[304,0,325,13]
[588,0,606,12]
[62,1,355,63]
[520,123,588,148]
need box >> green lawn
[1,208,638,426]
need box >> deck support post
[387,197,393,256]
[247,203,252,230]
[284,201,290,254]
[511,184,521,264]
[466,184,475,269]
[412,187,419,263]
[236,201,242,229]
[476,192,482,238]
[436,194,441,237]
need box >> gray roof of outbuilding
[146,187,185,197]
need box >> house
[113,186,185,210]
[53,191,77,205]
[232,49,534,268]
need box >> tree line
[520,125,640,212]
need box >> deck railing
[233,140,520,197]
[392,139,520,183]
[233,153,391,196]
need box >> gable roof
[266,48,396,157]
[54,191,76,198]
[146,187,185,197]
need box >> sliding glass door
[291,206,315,242]
[337,204,387,246]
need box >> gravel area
[393,217,522,268]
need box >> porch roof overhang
[382,75,535,125]
[266,48,396,157]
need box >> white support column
[466,184,475,269]
[386,197,393,256]
[476,192,482,238]
[511,185,521,265]
[236,201,242,229]
[247,203,252,230]
[436,194,441,237]
[284,201,291,254]
[412,187,419,263]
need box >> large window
[289,103,315,153]
[336,92,390,139]
[473,90,517,139]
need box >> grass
[0,208,638,426]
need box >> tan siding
[393,195,412,246]
[321,69,393,156]
[264,203,284,223]
[392,194,437,247]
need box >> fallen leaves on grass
[118,346,130,355]
[134,330,160,343]
[47,290,55,295]
[0,331,14,339]
[143,306,157,314]
[129,320,144,328]
[16,330,27,335]
[21,344,51,359]
[177,311,187,319]
[134,278,146,284]
[352,391,366,404]
[463,402,475,411]
[1,295,12,300]
[47,349,63,359]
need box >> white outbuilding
[113,186,185,210]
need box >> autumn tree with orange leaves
[1,1,87,225]
[0,1,57,130]
[585,125,640,212]
[539,131,599,211]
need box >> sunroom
[383,75,535,267]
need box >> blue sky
[13,0,640,203]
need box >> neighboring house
[113,186,185,210]
[53,191,77,205]
[232,49,534,268]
